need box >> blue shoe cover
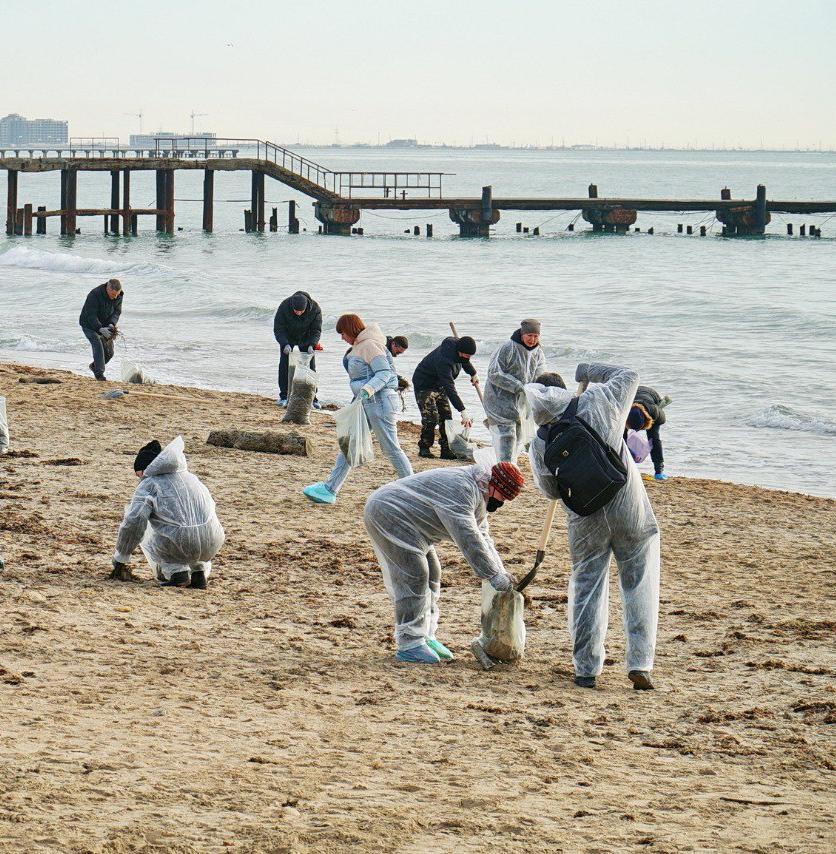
[426,638,454,660]
[312,401,323,410]
[395,643,441,664]
[654,472,669,481]
[277,398,288,408]
[303,482,336,504]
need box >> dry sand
[1,362,834,853]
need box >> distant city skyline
[6,0,835,150]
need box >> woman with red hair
[304,314,413,505]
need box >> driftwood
[207,429,312,456]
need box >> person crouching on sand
[111,437,225,588]
[303,314,413,506]
[364,461,524,664]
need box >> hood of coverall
[142,436,189,478]
[524,383,575,426]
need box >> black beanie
[290,293,308,312]
[457,336,477,356]
[134,440,162,472]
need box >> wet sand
[1,362,834,853]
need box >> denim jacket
[343,323,398,398]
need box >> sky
[5,0,836,148]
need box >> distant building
[0,113,68,146]
[129,131,217,148]
[386,138,418,148]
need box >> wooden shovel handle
[537,499,559,552]
[449,321,484,403]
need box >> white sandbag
[0,396,8,453]
[444,419,475,461]
[120,359,153,385]
[284,353,318,425]
[335,397,374,467]
[473,579,526,663]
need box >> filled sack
[120,359,153,385]
[0,396,8,453]
[471,580,526,668]
[444,419,475,461]
[283,353,318,425]
[334,397,374,467]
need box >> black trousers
[647,422,664,474]
[416,389,452,451]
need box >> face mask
[486,496,505,513]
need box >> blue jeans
[325,389,413,494]
[83,327,113,377]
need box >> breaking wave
[0,246,160,275]
[747,404,836,436]
[9,334,77,354]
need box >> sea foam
[0,246,158,275]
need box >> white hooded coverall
[114,436,225,581]
[364,465,514,651]
[525,363,660,678]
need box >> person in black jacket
[625,385,672,480]
[273,291,323,406]
[411,335,479,459]
[78,279,123,380]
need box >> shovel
[515,379,587,593]
[449,321,484,404]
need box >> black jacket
[79,283,123,333]
[412,336,477,412]
[634,385,666,426]
[273,291,322,350]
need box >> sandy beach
[1,361,834,853]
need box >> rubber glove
[461,409,473,429]
[359,388,371,401]
[489,572,516,592]
[307,346,314,354]
[471,375,480,387]
[654,472,669,481]
[99,327,112,339]
[283,344,292,355]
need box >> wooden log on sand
[207,429,312,456]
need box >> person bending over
[525,366,660,691]
[111,437,225,589]
[364,461,524,664]
[625,385,672,480]
[79,278,122,381]
[411,335,479,459]
[273,290,322,408]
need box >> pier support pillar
[581,206,637,233]
[36,206,46,235]
[288,199,300,234]
[155,171,166,231]
[203,169,214,232]
[314,203,360,236]
[60,169,68,235]
[716,184,770,236]
[251,170,265,232]
[163,169,175,234]
[110,170,120,234]
[448,207,500,237]
[65,169,77,236]
[122,170,131,236]
[23,203,33,236]
[5,169,18,236]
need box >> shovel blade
[516,550,546,592]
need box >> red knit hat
[489,462,525,501]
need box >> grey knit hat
[520,318,541,335]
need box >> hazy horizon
[6,0,836,149]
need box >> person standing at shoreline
[273,291,322,408]
[303,314,413,505]
[79,278,122,381]
[484,319,545,462]
[411,335,479,459]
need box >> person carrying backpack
[524,363,660,692]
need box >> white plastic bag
[0,396,8,453]
[473,579,526,665]
[626,429,650,463]
[444,419,475,461]
[334,397,374,467]
[284,353,318,425]
[516,390,537,452]
[121,359,152,385]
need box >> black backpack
[539,397,628,516]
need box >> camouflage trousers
[416,389,452,452]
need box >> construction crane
[190,111,208,135]
[124,110,144,134]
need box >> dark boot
[160,570,190,587]
[189,570,208,590]
[574,675,597,689]
[628,670,654,690]
[418,448,435,459]
[439,449,457,460]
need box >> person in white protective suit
[483,319,546,462]
[525,364,660,690]
[364,461,526,664]
[111,437,225,589]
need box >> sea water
[1,148,834,497]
